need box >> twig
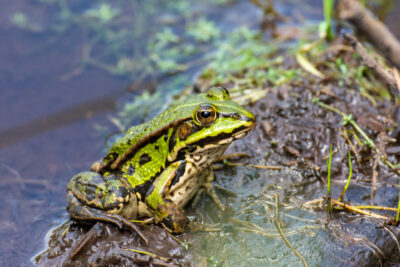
[326,145,333,213]
[372,133,396,201]
[69,222,104,261]
[331,199,390,220]
[342,32,400,98]
[224,161,282,170]
[217,152,250,161]
[371,156,379,202]
[338,0,400,69]
[304,198,395,220]
[272,194,309,267]
[396,179,400,224]
[338,151,353,202]
[347,205,397,212]
[382,226,400,256]
[125,249,169,262]
[339,128,360,164]
[315,100,376,149]
[120,250,180,267]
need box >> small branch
[224,161,282,170]
[338,151,353,202]
[315,100,376,150]
[343,33,400,98]
[217,152,250,161]
[69,222,104,261]
[370,157,379,202]
[331,199,390,220]
[304,198,395,221]
[338,0,400,69]
[272,194,309,267]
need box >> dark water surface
[1,0,400,266]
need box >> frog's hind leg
[192,167,225,211]
[67,191,148,244]
[66,172,148,243]
[145,161,189,233]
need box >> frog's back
[103,94,207,165]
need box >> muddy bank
[37,33,400,266]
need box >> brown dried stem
[338,0,400,69]
[343,33,400,99]
[272,194,309,267]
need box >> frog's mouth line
[193,125,254,148]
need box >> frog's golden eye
[195,105,217,126]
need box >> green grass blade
[327,145,333,212]
[338,151,352,202]
[396,180,400,224]
[323,0,334,40]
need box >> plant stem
[323,0,334,40]
[338,151,352,202]
[315,100,376,149]
[327,145,333,213]
[396,180,400,224]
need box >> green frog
[67,87,255,238]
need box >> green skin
[67,87,255,234]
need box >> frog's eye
[195,105,217,126]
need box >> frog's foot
[68,200,148,244]
[187,221,222,232]
[213,184,237,197]
[192,167,225,211]
[194,182,225,211]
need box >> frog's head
[168,87,256,161]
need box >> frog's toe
[205,183,225,211]
[113,215,149,244]
[195,182,225,211]
[68,201,148,244]
[68,203,124,229]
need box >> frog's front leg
[66,172,148,243]
[192,167,225,211]
[145,162,189,233]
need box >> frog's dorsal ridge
[100,116,191,172]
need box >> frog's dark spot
[139,154,151,166]
[103,199,122,211]
[170,192,175,197]
[161,214,175,232]
[168,128,178,153]
[185,185,190,191]
[101,152,119,170]
[116,186,130,202]
[139,171,160,198]
[145,184,155,198]
[171,162,186,187]
[155,145,160,151]
[127,164,136,175]
[169,136,177,154]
